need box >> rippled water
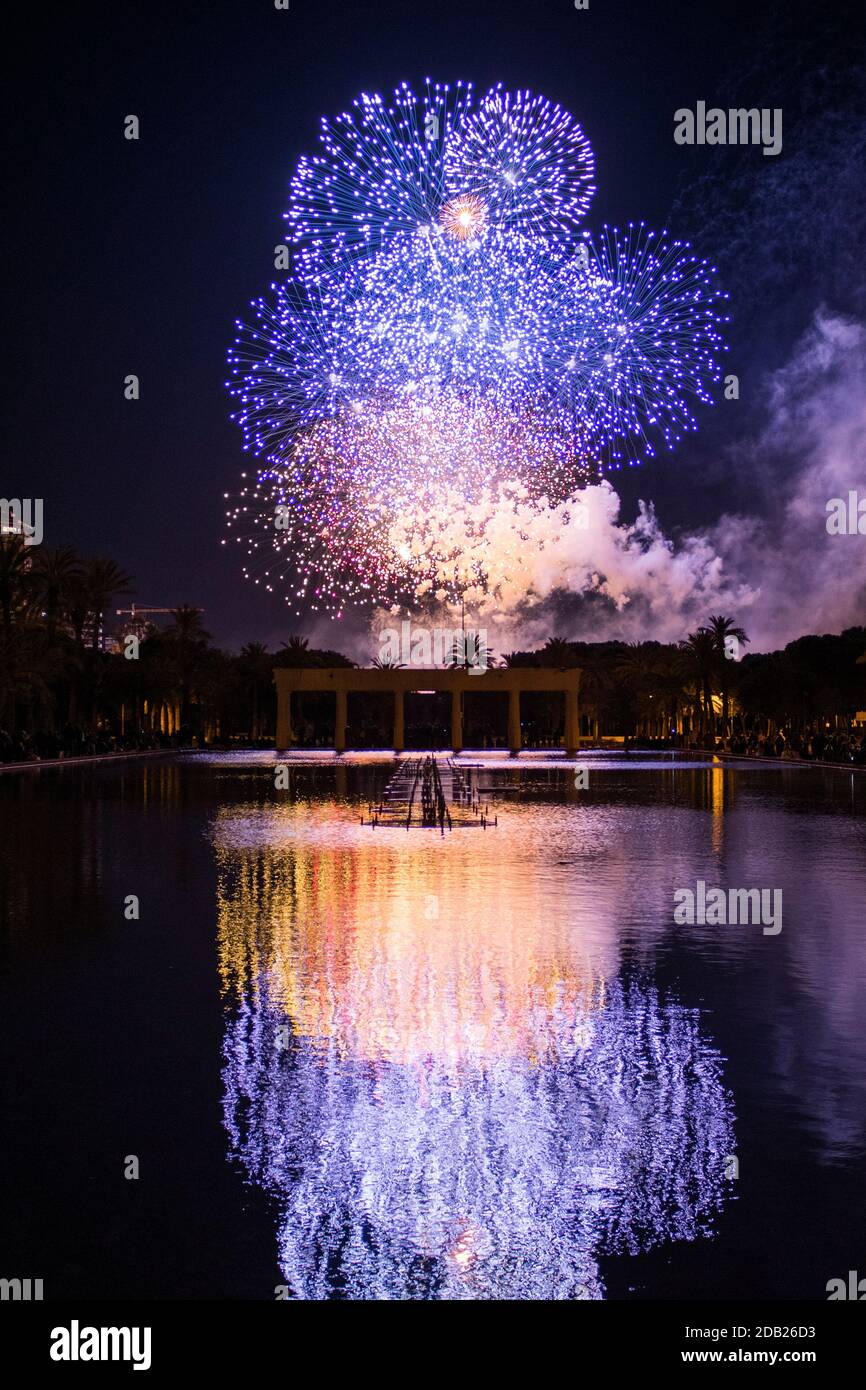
[2,752,865,1299]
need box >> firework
[229,223,606,472]
[439,191,489,240]
[226,268,372,459]
[223,387,593,615]
[544,224,729,467]
[443,84,596,238]
[346,225,565,403]
[228,82,728,616]
[287,79,475,277]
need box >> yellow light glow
[439,193,489,241]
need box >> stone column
[275,679,292,751]
[451,688,462,754]
[393,689,404,754]
[508,687,521,755]
[565,685,580,756]
[335,689,348,753]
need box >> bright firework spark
[230,224,602,469]
[439,192,489,240]
[443,84,596,238]
[226,268,371,456]
[346,225,563,404]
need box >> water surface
[1,752,864,1299]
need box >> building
[274,666,581,755]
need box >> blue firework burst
[443,84,596,238]
[544,224,729,466]
[228,81,729,614]
[287,79,475,278]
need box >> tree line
[0,534,863,761]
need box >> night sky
[4,0,865,650]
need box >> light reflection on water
[215,792,734,1300]
[3,753,865,1297]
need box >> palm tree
[705,614,750,734]
[448,633,494,670]
[165,605,210,646]
[238,642,273,738]
[62,571,90,650]
[541,636,575,668]
[612,642,667,736]
[655,646,692,739]
[80,557,134,651]
[0,534,32,634]
[56,569,94,724]
[0,623,60,728]
[165,606,211,729]
[371,656,405,669]
[278,634,316,667]
[29,545,80,643]
[578,649,613,744]
[680,629,719,743]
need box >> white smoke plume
[358,309,865,661]
[706,309,866,648]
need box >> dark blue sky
[4,0,863,648]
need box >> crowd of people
[0,726,186,764]
[711,729,866,764]
[4,721,864,766]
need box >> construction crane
[114,605,205,646]
[115,605,203,619]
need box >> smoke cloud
[358,309,865,661]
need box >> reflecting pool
[2,752,865,1299]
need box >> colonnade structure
[274,667,581,755]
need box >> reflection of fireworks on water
[223,979,734,1299]
[228,79,728,616]
[215,817,735,1300]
